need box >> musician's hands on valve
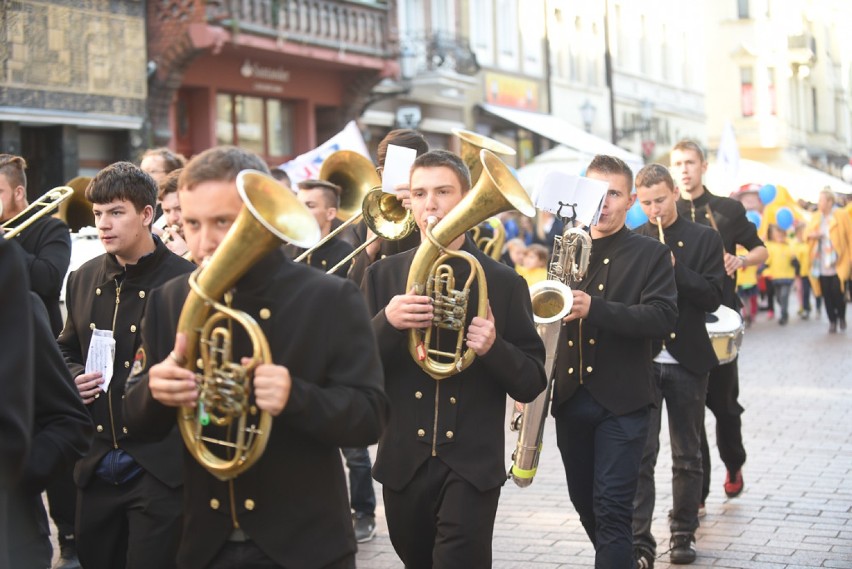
[149,332,199,407]
[466,303,496,356]
[242,357,292,417]
[562,290,591,323]
[75,371,104,405]
[386,285,434,330]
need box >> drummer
[631,164,725,566]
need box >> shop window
[216,93,294,160]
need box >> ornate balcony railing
[206,0,393,58]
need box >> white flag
[278,121,371,185]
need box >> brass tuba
[509,220,591,487]
[453,128,515,261]
[176,170,320,481]
[406,149,535,380]
[58,176,95,232]
[293,150,379,262]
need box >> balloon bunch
[754,183,808,237]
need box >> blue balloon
[625,202,649,229]
[775,207,794,230]
[758,184,777,205]
[745,210,761,227]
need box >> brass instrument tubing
[656,217,665,243]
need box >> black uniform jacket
[10,216,71,336]
[0,239,33,569]
[57,236,194,488]
[636,217,725,376]
[123,250,388,569]
[0,239,34,490]
[282,235,354,277]
[362,237,546,493]
[553,226,678,416]
[344,217,422,285]
[8,294,92,563]
[677,187,765,309]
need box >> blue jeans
[633,363,707,555]
[555,387,650,569]
[341,447,375,516]
[773,279,793,320]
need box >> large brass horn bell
[406,149,535,380]
[176,170,320,481]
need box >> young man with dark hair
[57,162,194,569]
[123,146,388,569]
[362,149,546,567]
[553,155,678,568]
[632,163,725,567]
[0,153,71,336]
[671,140,767,504]
[284,179,355,278]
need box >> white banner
[278,120,371,185]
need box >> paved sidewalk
[357,310,852,568]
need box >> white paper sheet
[533,171,608,227]
[381,144,417,194]
[86,328,115,392]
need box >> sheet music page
[85,328,115,392]
[534,171,607,227]
[382,144,417,194]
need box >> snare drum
[705,306,745,365]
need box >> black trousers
[76,471,182,569]
[701,358,747,501]
[383,457,500,569]
[204,542,355,569]
[820,275,846,324]
[46,466,77,546]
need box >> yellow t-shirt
[516,266,547,286]
[765,240,797,280]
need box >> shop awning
[0,106,143,130]
[478,103,644,173]
[705,156,852,203]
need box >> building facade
[146,0,399,166]
[0,0,147,197]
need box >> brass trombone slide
[2,186,75,239]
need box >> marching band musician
[0,238,34,569]
[6,293,93,568]
[158,169,190,258]
[362,149,546,568]
[632,164,725,567]
[122,146,388,569]
[345,128,429,284]
[671,140,767,505]
[552,155,677,568]
[57,162,195,569]
[0,154,71,336]
[0,154,79,568]
[283,179,355,278]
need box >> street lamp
[579,99,596,133]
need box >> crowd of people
[0,131,849,569]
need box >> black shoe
[829,321,837,334]
[353,513,376,543]
[669,533,697,564]
[634,547,655,569]
[52,543,81,569]
[840,318,847,331]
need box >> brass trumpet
[176,170,320,481]
[325,188,416,275]
[406,149,535,380]
[2,186,75,239]
[293,151,379,263]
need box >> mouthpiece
[427,215,438,226]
